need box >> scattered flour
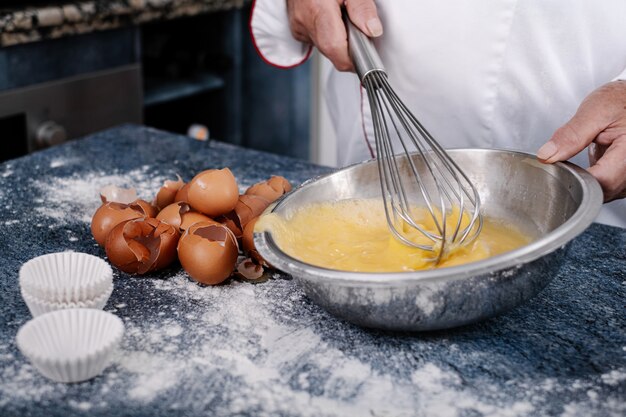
[601,369,626,386]
[1,163,13,178]
[6,274,599,417]
[1,272,624,416]
[49,157,78,169]
[31,166,171,224]
[0,360,67,408]
[68,400,92,411]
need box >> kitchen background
[0,0,338,166]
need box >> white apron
[251,0,626,227]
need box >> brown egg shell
[105,218,180,274]
[187,168,239,217]
[266,175,292,194]
[241,217,270,267]
[244,175,292,203]
[156,202,213,232]
[241,217,257,254]
[153,176,185,210]
[217,194,270,238]
[177,221,239,285]
[91,201,153,246]
[175,182,191,204]
[235,257,266,282]
[132,199,158,218]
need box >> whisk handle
[344,12,386,81]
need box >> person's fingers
[595,127,626,146]
[587,135,626,202]
[345,0,383,37]
[312,3,354,71]
[286,0,353,71]
[537,108,608,163]
[538,81,625,163]
[286,0,313,43]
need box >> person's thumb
[345,0,383,37]
[537,100,611,163]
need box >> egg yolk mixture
[256,199,532,272]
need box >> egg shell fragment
[177,221,239,285]
[175,183,191,204]
[236,257,265,281]
[156,202,212,232]
[187,168,239,216]
[132,200,158,218]
[241,217,270,267]
[153,176,185,210]
[218,194,270,238]
[91,200,154,246]
[100,185,138,204]
[105,218,180,274]
[242,217,257,254]
[245,175,292,203]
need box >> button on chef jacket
[251,0,626,227]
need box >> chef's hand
[537,80,626,202]
[286,0,383,72]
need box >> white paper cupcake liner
[21,283,113,318]
[19,252,113,303]
[16,308,124,383]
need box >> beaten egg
[255,199,532,272]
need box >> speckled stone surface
[0,0,246,47]
[0,125,624,416]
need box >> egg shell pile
[90,169,292,285]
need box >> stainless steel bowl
[255,149,602,331]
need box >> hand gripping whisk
[346,17,483,262]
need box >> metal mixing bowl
[255,149,602,331]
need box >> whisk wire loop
[346,16,483,261]
[366,73,444,252]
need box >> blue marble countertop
[0,125,624,416]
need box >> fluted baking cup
[19,252,113,303]
[21,282,113,318]
[16,308,124,383]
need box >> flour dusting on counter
[31,167,169,224]
[2,273,622,416]
[21,273,607,417]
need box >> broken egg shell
[187,168,239,217]
[177,221,239,285]
[132,199,158,218]
[153,176,185,210]
[156,202,213,231]
[267,175,292,194]
[175,183,191,204]
[91,201,153,246]
[244,175,292,203]
[244,183,279,203]
[235,257,266,281]
[217,194,270,238]
[238,195,271,226]
[100,185,138,204]
[241,217,270,267]
[241,217,257,254]
[105,218,180,274]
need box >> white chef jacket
[251,0,626,227]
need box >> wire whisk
[346,16,483,262]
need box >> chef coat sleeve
[250,0,313,68]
